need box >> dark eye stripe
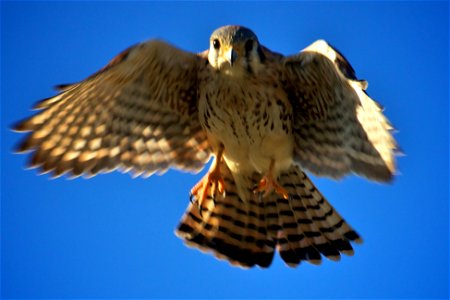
[257,46,266,63]
[245,40,253,53]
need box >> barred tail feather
[175,162,362,268]
[277,166,363,266]
[176,162,274,268]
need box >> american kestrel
[14,25,399,268]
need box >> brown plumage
[177,161,362,267]
[14,25,399,268]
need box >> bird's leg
[254,159,289,199]
[190,146,225,212]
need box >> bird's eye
[245,40,254,53]
[213,39,220,50]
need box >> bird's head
[207,25,265,76]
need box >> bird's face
[208,26,265,76]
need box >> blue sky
[1,1,448,299]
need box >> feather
[283,39,399,182]
[14,40,211,177]
[176,162,361,268]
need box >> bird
[14,25,399,268]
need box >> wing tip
[306,39,359,81]
[11,119,32,133]
[53,83,74,91]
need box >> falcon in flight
[14,25,399,268]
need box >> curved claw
[253,159,289,199]
[190,172,225,211]
[190,147,225,218]
[254,175,289,199]
[189,192,205,217]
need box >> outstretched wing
[14,40,211,178]
[282,40,399,182]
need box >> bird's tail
[175,162,363,268]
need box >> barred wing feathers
[14,40,211,178]
[283,40,398,182]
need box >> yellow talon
[253,159,289,199]
[190,147,225,210]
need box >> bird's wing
[14,40,211,178]
[281,40,399,181]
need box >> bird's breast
[198,73,294,175]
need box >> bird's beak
[225,48,238,66]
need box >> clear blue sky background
[1,1,448,299]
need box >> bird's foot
[190,166,225,214]
[254,174,289,199]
